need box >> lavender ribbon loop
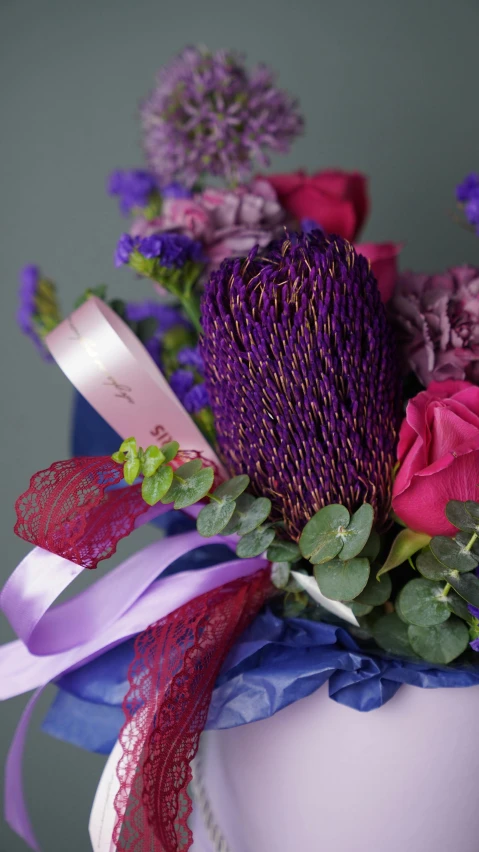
[1,528,267,849]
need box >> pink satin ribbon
[2,296,246,849]
[45,296,225,474]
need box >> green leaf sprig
[111,439,288,560]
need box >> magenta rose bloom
[390,266,479,386]
[392,380,479,535]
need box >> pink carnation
[130,180,287,272]
[390,266,479,387]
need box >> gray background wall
[1,0,479,848]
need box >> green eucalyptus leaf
[355,568,392,607]
[394,594,410,625]
[111,451,125,464]
[213,475,250,502]
[446,500,478,533]
[299,504,350,564]
[339,504,374,561]
[196,500,236,537]
[266,540,301,563]
[408,618,469,664]
[416,549,450,580]
[447,571,479,607]
[161,441,180,463]
[358,529,381,562]
[430,536,478,573]
[161,466,214,509]
[465,501,479,523]
[236,525,276,558]
[349,601,374,617]
[314,557,370,602]
[141,465,174,505]
[397,578,450,627]
[271,561,291,590]
[224,495,272,536]
[377,528,431,578]
[140,445,166,477]
[174,459,203,479]
[123,457,141,485]
[455,530,479,559]
[283,594,308,619]
[119,437,138,456]
[447,591,472,622]
[372,612,416,658]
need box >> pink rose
[263,169,369,241]
[392,380,479,535]
[130,198,213,242]
[355,242,402,303]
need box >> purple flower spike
[139,232,204,267]
[108,169,158,215]
[114,234,140,267]
[141,46,304,187]
[17,265,54,361]
[456,173,479,203]
[201,231,401,538]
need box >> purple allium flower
[115,233,140,267]
[141,46,304,187]
[177,345,204,374]
[390,266,479,386]
[139,232,204,267]
[108,169,158,215]
[17,265,54,361]
[169,369,195,401]
[456,173,479,203]
[183,382,209,414]
[201,231,401,538]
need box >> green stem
[178,291,202,335]
[464,532,478,553]
[441,582,451,597]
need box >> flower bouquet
[4,46,479,852]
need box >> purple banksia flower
[141,46,303,187]
[201,231,401,538]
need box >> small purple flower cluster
[108,169,159,215]
[457,173,479,234]
[170,345,208,413]
[114,231,203,268]
[17,265,53,361]
[141,46,303,187]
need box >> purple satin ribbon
[1,524,267,849]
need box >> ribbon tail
[5,687,46,851]
[113,566,271,852]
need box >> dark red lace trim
[14,453,223,570]
[114,567,272,852]
[14,456,147,569]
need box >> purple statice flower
[108,169,158,215]
[465,195,479,233]
[141,46,304,187]
[177,345,204,374]
[161,182,193,200]
[139,232,204,267]
[17,265,53,361]
[125,300,190,332]
[468,605,479,651]
[169,369,195,401]
[183,382,209,414]
[201,231,401,539]
[456,173,479,203]
[115,233,141,267]
[390,266,479,386]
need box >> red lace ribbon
[113,567,272,852]
[14,452,223,569]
